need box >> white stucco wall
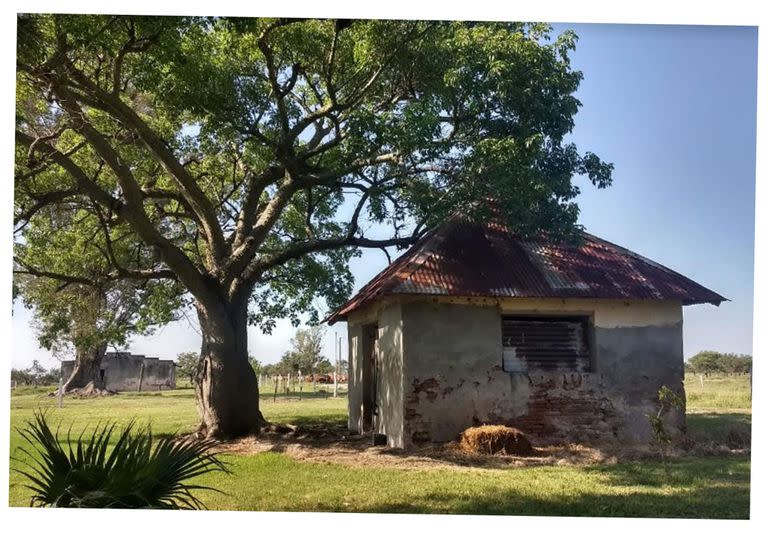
[346,301,405,446]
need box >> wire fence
[258,374,348,401]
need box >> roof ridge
[581,231,673,272]
[577,232,663,299]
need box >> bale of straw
[458,425,533,456]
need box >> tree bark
[194,299,263,439]
[62,342,108,392]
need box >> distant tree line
[261,327,331,377]
[685,351,752,376]
[175,326,349,384]
[11,360,61,386]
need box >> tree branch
[223,175,299,282]
[54,54,228,269]
[16,130,123,213]
[14,189,79,226]
[19,88,216,308]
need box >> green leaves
[13,410,228,508]
[647,385,685,447]
[15,15,613,344]
[175,351,199,383]
[266,326,330,375]
[688,351,752,375]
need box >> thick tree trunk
[194,300,262,439]
[62,342,108,392]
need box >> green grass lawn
[7,374,751,517]
[684,373,752,445]
[684,373,752,411]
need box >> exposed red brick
[410,377,440,402]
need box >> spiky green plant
[13,410,229,508]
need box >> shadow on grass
[350,484,749,518]
[303,459,751,518]
[273,415,347,427]
[687,412,752,443]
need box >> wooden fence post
[274,374,279,402]
[298,371,303,400]
[57,377,64,408]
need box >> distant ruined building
[61,351,176,392]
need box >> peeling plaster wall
[399,297,685,447]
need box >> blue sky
[11,22,758,369]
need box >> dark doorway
[362,323,378,432]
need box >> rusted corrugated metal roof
[326,218,727,323]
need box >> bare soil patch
[46,382,117,398]
[206,420,751,471]
[208,423,748,471]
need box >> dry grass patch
[208,426,749,473]
[211,432,614,471]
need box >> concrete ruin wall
[61,352,176,392]
[347,296,686,448]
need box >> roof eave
[683,297,729,307]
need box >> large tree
[14,192,184,392]
[15,277,182,392]
[14,15,612,438]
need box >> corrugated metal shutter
[501,316,591,371]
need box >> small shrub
[459,425,533,456]
[13,410,229,508]
[647,385,685,446]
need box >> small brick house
[327,218,725,448]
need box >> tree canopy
[14,199,184,391]
[175,351,199,384]
[687,351,752,375]
[14,15,613,437]
[16,274,182,360]
[267,326,330,376]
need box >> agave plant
[14,410,229,508]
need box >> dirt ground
[209,423,749,471]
